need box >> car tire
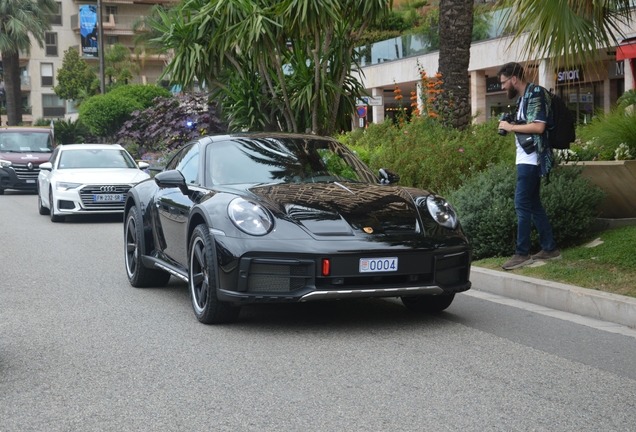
[0,188,4,195]
[189,224,240,324]
[38,188,50,215]
[124,206,171,288]
[401,293,455,313]
[49,189,64,222]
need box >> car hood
[52,168,150,185]
[247,182,424,237]
[0,151,51,164]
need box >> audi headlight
[0,159,12,169]
[426,195,458,229]
[56,182,82,191]
[228,197,273,236]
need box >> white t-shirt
[515,96,546,166]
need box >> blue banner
[79,5,99,59]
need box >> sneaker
[502,254,534,270]
[531,249,562,261]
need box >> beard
[507,87,519,100]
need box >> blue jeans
[515,164,556,255]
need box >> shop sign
[486,77,503,93]
[557,68,583,83]
[569,93,593,103]
[609,61,625,79]
[356,96,383,106]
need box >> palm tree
[0,0,57,125]
[438,0,474,131]
[149,0,390,135]
[497,0,633,69]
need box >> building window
[49,2,62,25]
[41,63,54,87]
[107,36,119,45]
[45,32,58,56]
[42,94,66,117]
[105,6,118,15]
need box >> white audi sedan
[37,144,150,222]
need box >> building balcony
[71,14,147,35]
[21,75,31,92]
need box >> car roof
[205,132,337,143]
[0,126,53,134]
[58,144,125,151]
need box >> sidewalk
[470,266,636,329]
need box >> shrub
[78,93,143,138]
[446,163,606,259]
[116,93,227,158]
[339,117,515,194]
[573,109,636,161]
[53,118,93,144]
[107,84,172,109]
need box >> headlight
[228,197,273,236]
[426,195,458,229]
[0,159,12,168]
[56,182,82,191]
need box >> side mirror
[138,161,150,169]
[154,170,188,195]
[39,162,53,171]
[378,168,400,185]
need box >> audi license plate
[359,257,398,273]
[94,194,124,202]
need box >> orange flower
[428,112,439,118]
[395,94,403,100]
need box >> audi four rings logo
[100,186,117,192]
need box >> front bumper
[52,184,131,215]
[0,167,38,191]
[213,238,471,305]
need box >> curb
[470,267,636,329]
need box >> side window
[165,144,192,171]
[49,147,60,165]
[177,146,200,184]
[166,143,200,184]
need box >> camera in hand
[498,113,515,136]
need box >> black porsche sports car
[124,133,471,324]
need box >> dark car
[0,127,55,194]
[124,133,471,324]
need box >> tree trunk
[438,0,473,131]
[3,51,23,126]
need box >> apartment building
[1,0,171,124]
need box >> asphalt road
[2,191,636,431]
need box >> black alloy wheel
[401,293,456,313]
[189,224,240,324]
[124,206,171,288]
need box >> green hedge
[446,163,606,259]
[339,117,515,194]
[107,84,172,109]
[78,94,143,138]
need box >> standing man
[497,62,561,270]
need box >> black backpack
[548,91,576,150]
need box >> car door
[155,143,201,267]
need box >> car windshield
[206,137,379,185]
[0,131,54,153]
[58,148,137,169]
